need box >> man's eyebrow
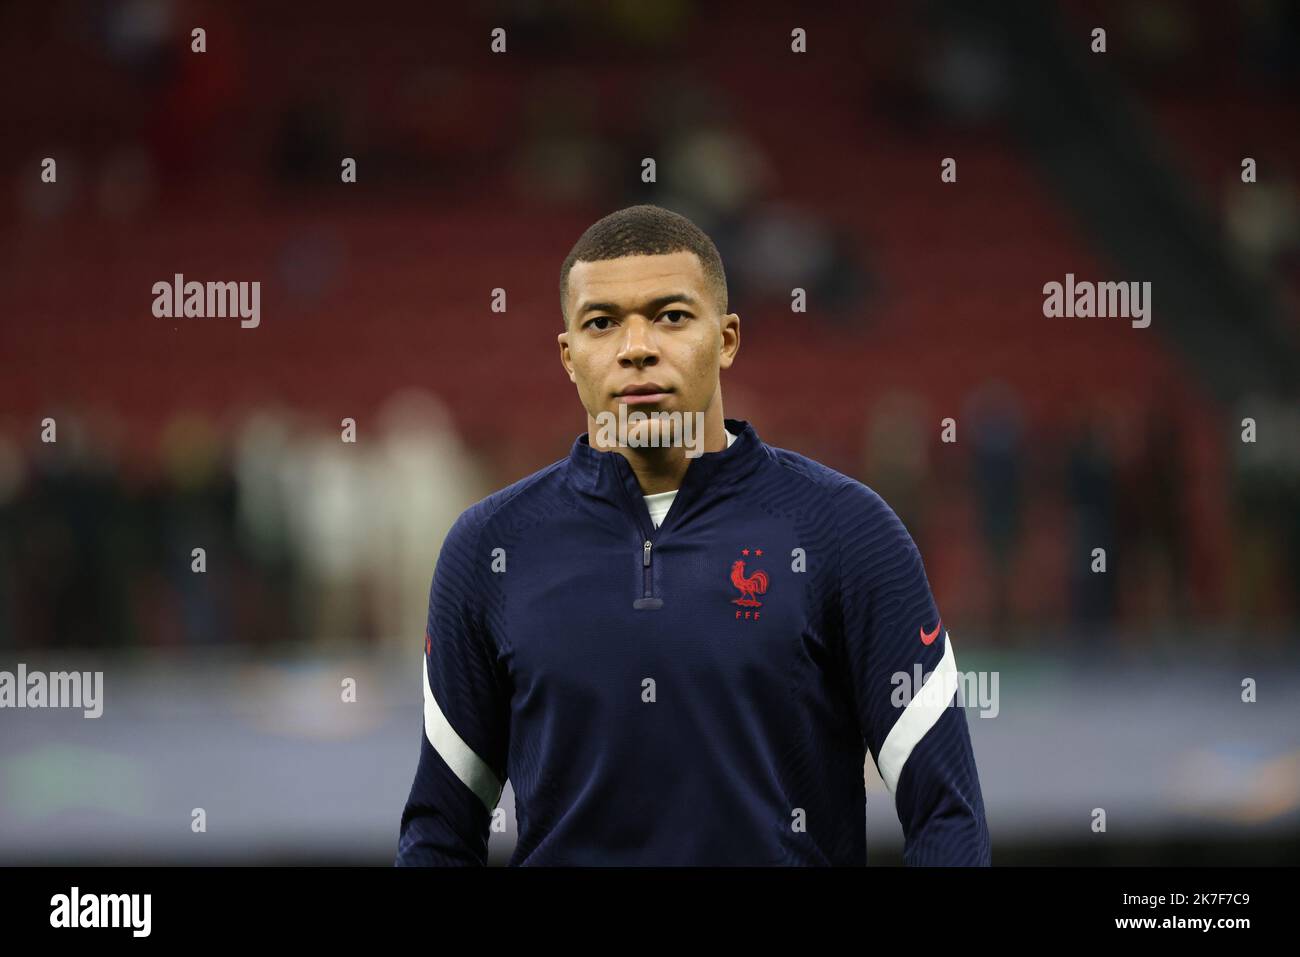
[576,293,701,317]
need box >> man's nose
[617,317,659,366]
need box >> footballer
[396,204,991,865]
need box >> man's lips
[616,384,672,405]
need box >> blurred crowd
[860,386,1299,649]
[1,386,1295,652]
[0,392,487,650]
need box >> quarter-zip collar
[568,417,766,521]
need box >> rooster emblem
[730,557,769,607]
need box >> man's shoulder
[758,440,918,553]
[762,442,889,512]
[448,456,572,540]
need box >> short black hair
[559,204,728,327]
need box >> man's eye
[660,310,690,324]
[585,317,614,331]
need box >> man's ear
[719,313,741,370]
[558,329,576,382]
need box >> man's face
[557,251,740,432]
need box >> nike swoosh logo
[920,622,941,646]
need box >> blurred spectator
[966,382,1025,640]
[367,390,488,646]
[1117,405,1190,632]
[1066,407,1119,634]
[862,390,930,537]
[1223,163,1300,284]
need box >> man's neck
[589,407,729,495]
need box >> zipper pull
[634,538,663,610]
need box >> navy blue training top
[396,418,990,865]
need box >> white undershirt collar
[643,428,735,528]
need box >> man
[395,204,991,865]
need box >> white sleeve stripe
[422,654,503,811]
[876,631,958,795]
